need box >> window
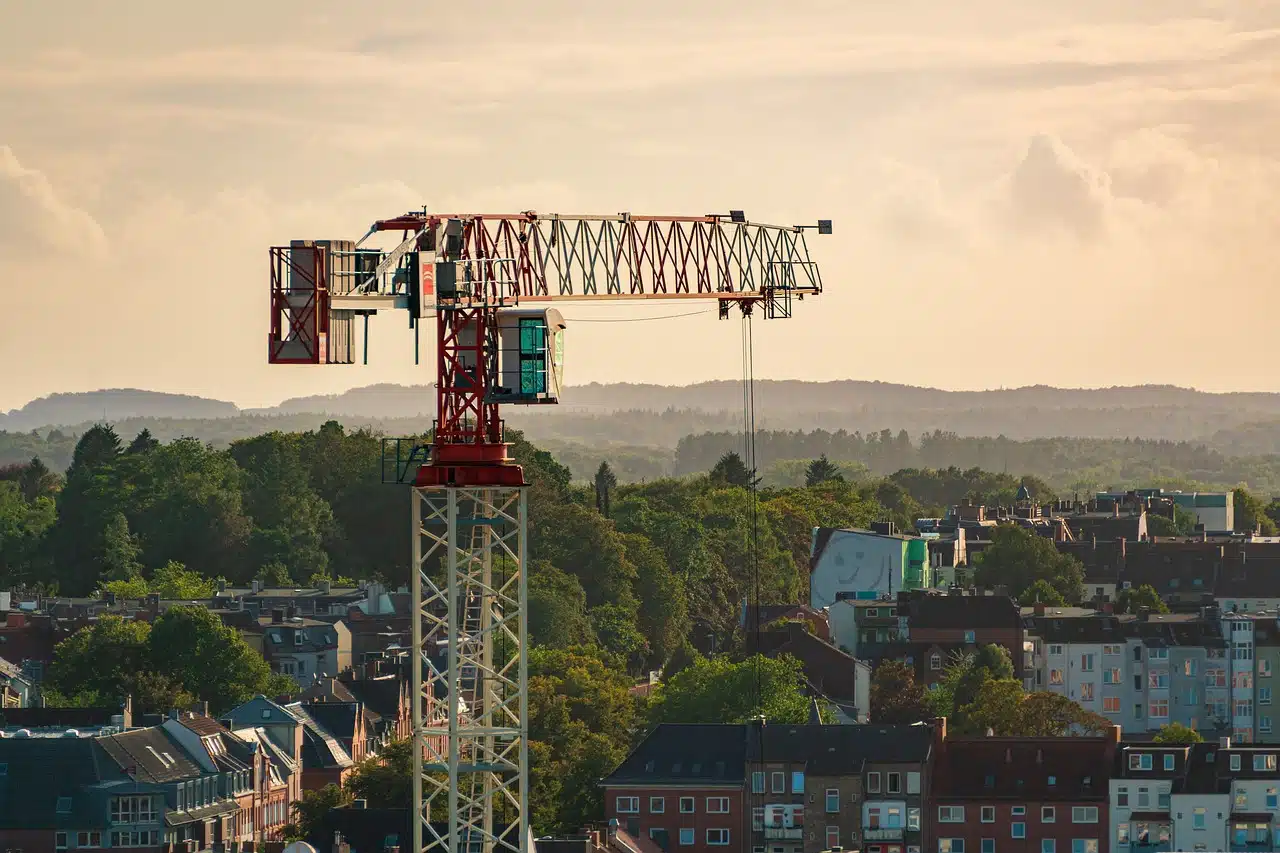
[980,841,994,853]
[1261,687,1273,705]
[109,832,159,848]
[1070,842,1097,853]
[1206,669,1227,687]
[1263,716,1274,734]
[680,797,694,813]
[1103,668,1120,685]
[867,772,881,793]
[907,771,921,794]
[1080,683,1094,701]
[706,798,729,814]
[1049,644,1064,656]
[752,771,765,793]
[56,797,72,814]
[1149,699,1169,719]
[964,631,976,644]
[1072,807,1098,824]
[771,771,785,793]
[825,788,839,813]
[1193,807,1206,829]
[1235,672,1254,689]
[1103,697,1121,713]
[110,796,155,824]
[931,654,943,671]
[826,827,840,850]
[1129,753,1153,771]
[1041,842,1055,853]
[752,807,764,830]
[1011,823,1025,838]
[1080,654,1095,672]
[887,772,901,794]
[938,841,964,853]
[1164,754,1175,770]
[908,807,921,831]
[55,834,67,851]
[1117,824,1130,843]
[616,797,639,814]
[1255,754,1277,771]
[1234,699,1253,718]
[1117,787,1128,807]
[1184,659,1198,676]
[649,797,664,814]
[1261,659,1273,677]
[1150,648,1168,661]
[1266,787,1277,809]
[77,833,102,848]
[938,806,965,823]
[1235,788,1248,809]
[678,829,694,847]
[1149,671,1168,689]
[1011,807,1025,817]
[706,829,730,846]
[1137,787,1150,808]
[1104,644,1120,656]
[1049,669,1064,685]
[981,806,995,823]
[1042,807,1055,823]
[791,771,805,794]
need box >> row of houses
[602,720,1280,853]
[0,659,414,853]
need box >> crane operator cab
[488,308,565,405]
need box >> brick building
[895,591,1025,687]
[929,720,1120,853]
[602,724,747,852]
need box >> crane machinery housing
[266,209,830,853]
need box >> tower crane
[266,209,830,853]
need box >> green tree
[148,605,289,712]
[284,784,351,841]
[973,524,1086,603]
[648,654,810,725]
[99,575,150,600]
[594,462,618,518]
[869,660,930,724]
[125,429,160,455]
[45,615,152,703]
[1020,578,1066,606]
[804,455,843,487]
[255,561,293,587]
[69,424,123,473]
[1234,487,1277,535]
[149,561,216,600]
[1148,505,1198,537]
[528,561,594,649]
[1153,722,1204,744]
[17,456,58,501]
[1114,584,1170,615]
[959,678,1111,736]
[99,512,143,581]
[710,451,758,489]
[346,739,414,808]
[0,481,55,583]
[622,533,688,667]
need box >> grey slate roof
[746,723,934,772]
[605,724,747,786]
[284,704,353,769]
[97,727,202,784]
[0,737,107,829]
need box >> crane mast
[266,210,829,853]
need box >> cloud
[0,146,107,258]
[1004,134,1120,239]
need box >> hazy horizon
[4,1,1278,410]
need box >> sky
[2,0,1278,410]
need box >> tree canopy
[973,524,1086,603]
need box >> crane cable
[742,308,766,813]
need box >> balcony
[763,828,803,840]
[862,828,905,841]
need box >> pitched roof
[746,723,932,773]
[898,591,1021,630]
[0,737,107,829]
[340,675,403,721]
[604,724,746,786]
[934,737,1115,801]
[97,727,202,783]
[304,702,360,743]
[284,703,353,769]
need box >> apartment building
[929,722,1118,853]
[602,724,747,853]
[809,525,932,610]
[745,723,934,853]
[1110,738,1280,851]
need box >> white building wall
[1170,792,1229,851]
[809,531,905,610]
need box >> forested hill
[11,381,1280,444]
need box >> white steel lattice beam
[412,487,529,853]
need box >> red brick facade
[603,786,744,853]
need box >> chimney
[352,799,367,810]
[1034,602,1046,617]
[1102,602,1114,615]
[105,591,117,606]
[1219,736,1232,749]
[287,602,298,619]
[271,608,285,624]
[1138,607,1151,623]
[147,592,160,612]
[251,579,261,594]
[934,716,948,747]
[217,579,226,594]
[317,579,331,595]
